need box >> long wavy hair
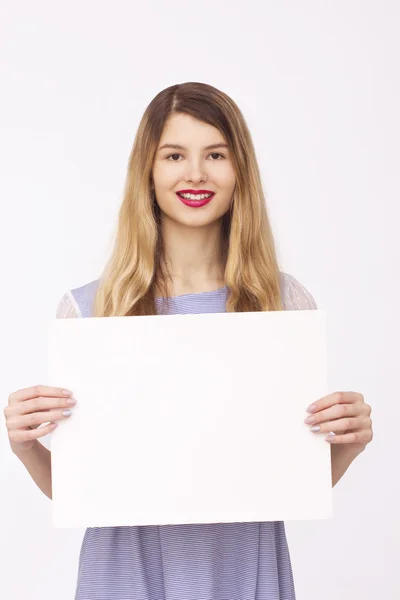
[93,82,283,317]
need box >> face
[152,113,236,228]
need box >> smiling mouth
[177,192,214,200]
[176,192,214,208]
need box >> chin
[175,215,218,228]
[160,206,223,228]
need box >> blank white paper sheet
[47,309,332,528]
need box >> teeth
[180,193,212,200]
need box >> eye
[166,152,226,161]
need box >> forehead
[159,113,225,146]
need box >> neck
[157,216,226,296]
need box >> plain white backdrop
[1,1,398,598]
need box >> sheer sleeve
[281,272,318,310]
[55,291,82,319]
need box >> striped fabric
[56,271,317,600]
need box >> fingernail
[325,431,336,442]
[307,404,317,413]
[62,409,73,417]
[62,390,73,396]
[310,425,321,432]
[304,416,315,424]
[66,398,77,405]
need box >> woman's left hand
[304,391,373,449]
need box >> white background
[0,1,398,598]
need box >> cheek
[152,164,166,187]
[217,165,236,189]
[153,159,176,181]
[213,187,234,215]
[218,193,234,213]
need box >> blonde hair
[93,82,283,317]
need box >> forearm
[11,435,363,498]
[12,440,52,500]
[331,443,365,487]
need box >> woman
[5,81,373,600]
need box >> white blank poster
[47,309,332,528]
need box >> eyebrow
[158,143,229,152]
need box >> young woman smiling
[5,81,373,600]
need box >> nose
[184,160,208,184]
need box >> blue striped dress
[56,271,317,600]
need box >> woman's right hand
[4,385,77,453]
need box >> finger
[309,416,370,434]
[8,422,58,443]
[8,385,73,404]
[325,429,373,444]
[6,408,75,431]
[307,391,359,414]
[12,396,76,416]
[4,397,76,428]
[305,403,359,425]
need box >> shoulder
[56,278,101,319]
[279,271,317,310]
[55,274,317,316]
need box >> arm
[281,273,368,488]
[12,291,80,500]
[12,441,53,500]
[331,443,365,487]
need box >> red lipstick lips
[176,189,215,208]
